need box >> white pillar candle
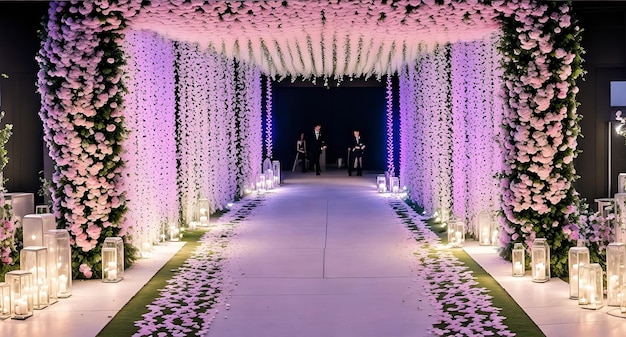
[108,262,117,281]
[535,263,545,279]
[59,274,68,293]
[514,262,523,275]
[14,298,27,315]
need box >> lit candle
[59,274,68,293]
[610,274,619,291]
[455,231,462,243]
[108,262,117,281]
[14,298,27,315]
[481,229,489,245]
[535,263,545,279]
[514,261,523,275]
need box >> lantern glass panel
[447,219,465,248]
[568,246,589,299]
[607,242,626,306]
[477,212,492,246]
[272,160,281,185]
[197,198,210,226]
[22,214,56,247]
[102,237,124,282]
[20,246,48,309]
[531,238,550,283]
[390,177,400,194]
[377,175,386,193]
[169,224,180,242]
[0,282,10,319]
[6,270,33,319]
[45,229,72,299]
[578,263,604,310]
[615,193,626,244]
[512,243,525,277]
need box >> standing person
[295,132,307,172]
[310,124,326,175]
[348,129,365,176]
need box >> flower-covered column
[37,0,140,278]
[498,1,584,276]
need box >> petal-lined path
[207,172,437,337]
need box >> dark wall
[573,1,626,205]
[271,77,388,172]
[0,2,48,201]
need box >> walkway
[206,171,436,337]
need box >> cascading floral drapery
[498,0,584,276]
[36,0,585,279]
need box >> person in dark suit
[310,124,326,175]
[348,129,365,176]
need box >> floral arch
[36,0,583,278]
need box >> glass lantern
[376,175,387,193]
[45,229,71,299]
[390,177,400,194]
[256,173,266,192]
[265,169,274,190]
[615,193,626,244]
[22,214,56,247]
[531,238,550,283]
[0,282,10,319]
[6,270,33,319]
[102,237,124,283]
[272,160,281,186]
[447,219,465,248]
[477,212,493,246]
[568,246,590,299]
[197,198,210,227]
[20,246,48,309]
[168,224,180,242]
[512,243,525,277]
[578,263,604,310]
[607,242,626,306]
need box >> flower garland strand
[497,1,585,276]
[385,74,395,176]
[265,76,273,159]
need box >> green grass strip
[450,249,545,337]
[97,229,206,337]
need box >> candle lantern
[568,246,589,299]
[491,225,500,247]
[265,169,274,190]
[390,177,400,194]
[272,160,281,186]
[512,243,525,277]
[607,242,626,306]
[102,237,124,283]
[35,205,50,214]
[45,229,71,298]
[615,193,626,243]
[376,175,387,193]
[0,282,10,319]
[168,224,180,242]
[43,232,58,305]
[256,173,266,192]
[447,219,465,248]
[6,270,33,319]
[197,198,210,227]
[22,214,56,247]
[578,263,604,310]
[477,212,493,246]
[531,238,550,283]
[20,246,48,309]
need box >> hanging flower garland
[497,1,584,276]
[385,75,395,176]
[122,30,179,247]
[37,0,140,278]
[265,77,273,159]
[0,110,14,274]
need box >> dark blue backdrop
[268,77,393,173]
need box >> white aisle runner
[206,172,436,337]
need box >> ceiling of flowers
[130,0,502,78]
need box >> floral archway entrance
[36,0,583,279]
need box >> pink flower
[79,263,93,278]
